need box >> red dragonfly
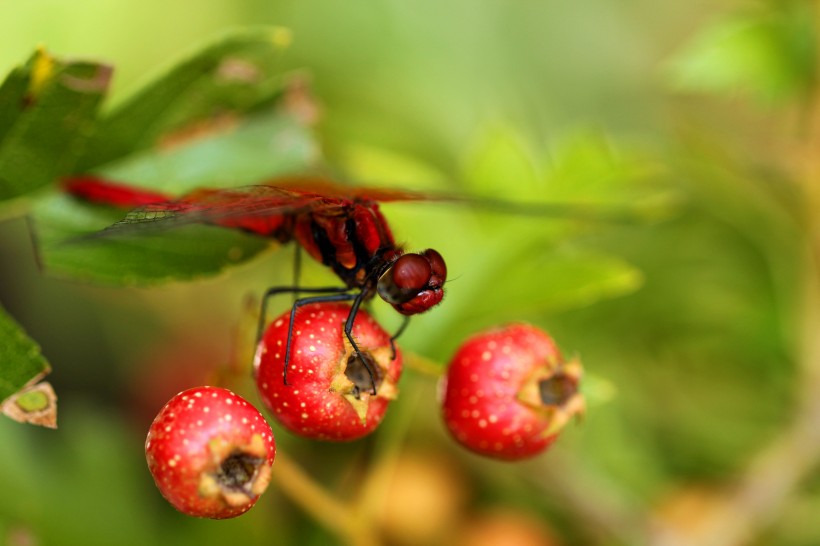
[62,175,628,390]
[63,175,449,390]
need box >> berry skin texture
[145,386,276,519]
[254,302,402,441]
[441,323,584,461]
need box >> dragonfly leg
[342,291,379,396]
[282,291,358,385]
[256,285,351,350]
[291,245,302,304]
[388,315,411,360]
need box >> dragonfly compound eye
[392,254,432,292]
[421,248,446,285]
[377,250,446,315]
[377,254,431,305]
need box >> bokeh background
[0,1,817,545]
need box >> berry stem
[354,387,423,523]
[271,451,382,546]
[403,351,444,378]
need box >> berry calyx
[145,386,276,519]
[441,323,584,461]
[254,302,402,441]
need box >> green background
[0,1,816,545]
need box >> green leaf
[33,193,272,285]
[0,65,29,145]
[339,142,447,189]
[461,126,677,225]
[26,27,317,285]
[0,49,111,202]
[664,6,816,102]
[463,123,542,199]
[0,302,50,404]
[544,131,659,200]
[77,26,295,171]
[98,107,316,194]
[380,127,658,357]
[31,107,315,285]
[407,237,644,356]
[464,244,644,320]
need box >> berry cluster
[144,302,584,518]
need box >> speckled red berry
[441,323,584,461]
[254,302,402,441]
[145,386,276,519]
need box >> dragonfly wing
[271,177,636,220]
[267,176,438,203]
[78,185,321,240]
[66,174,641,246]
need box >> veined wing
[63,177,329,240]
[64,175,650,244]
[63,175,447,239]
[269,176,656,222]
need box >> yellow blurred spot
[29,47,56,98]
[15,390,48,412]
[270,27,293,49]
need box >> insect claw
[353,350,379,396]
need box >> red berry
[254,302,402,441]
[145,386,276,519]
[441,324,584,461]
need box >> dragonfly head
[377,249,447,315]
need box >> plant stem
[271,450,381,546]
[403,351,444,378]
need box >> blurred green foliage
[0,1,816,545]
[0,304,48,402]
[33,56,317,283]
[0,49,109,202]
[665,2,817,103]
